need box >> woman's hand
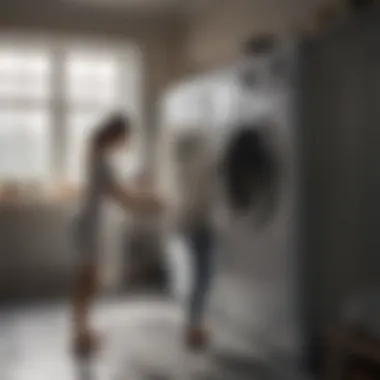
[112,183,165,214]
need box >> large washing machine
[158,10,380,375]
[157,41,302,369]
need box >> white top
[76,152,116,237]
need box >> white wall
[185,0,346,71]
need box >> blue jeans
[187,224,214,326]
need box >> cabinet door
[301,12,380,338]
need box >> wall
[0,201,131,300]
[0,203,75,301]
[184,0,346,72]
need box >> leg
[72,262,99,356]
[188,230,213,325]
[186,225,214,350]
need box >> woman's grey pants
[187,224,214,326]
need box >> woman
[182,125,278,350]
[72,113,163,355]
[171,130,217,350]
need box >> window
[65,52,119,106]
[0,48,51,181]
[64,52,121,184]
[0,38,142,191]
[0,48,51,100]
[0,109,50,180]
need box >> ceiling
[63,0,213,16]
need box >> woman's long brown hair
[85,113,130,173]
[91,113,130,152]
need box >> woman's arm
[100,158,163,213]
[110,182,163,213]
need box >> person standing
[173,130,217,350]
[72,113,163,356]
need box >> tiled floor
[0,296,277,380]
